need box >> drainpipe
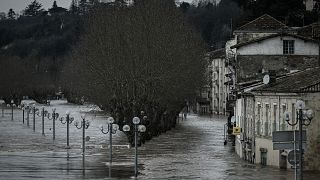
[253,96,256,164]
[243,96,247,161]
[278,96,281,131]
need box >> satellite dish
[263,74,270,85]
[231,116,235,122]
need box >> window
[281,104,287,130]
[283,40,294,54]
[265,104,270,136]
[273,104,277,131]
[257,104,261,135]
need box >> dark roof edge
[235,14,287,31]
[231,33,317,49]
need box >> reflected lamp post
[100,117,120,164]
[45,108,59,140]
[74,112,90,159]
[284,100,314,180]
[34,107,46,136]
[132,116,147,178]
[60,111,74,148]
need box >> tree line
[0,0,206,143]
[63,0,206,143]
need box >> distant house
[0,12,6,20]
[231,14,319,84]
[234,14,289,43]
[48,7,67,16]
[304,0,319,11]
[231,33,319,83]
[208,48,229,115]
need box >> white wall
[305,0,315,11]
[237,36,319,55]
[255,137,280,167]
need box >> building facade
[251,68,320,170]
[227,14,320,170]
[209,48,229,115]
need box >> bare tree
[63,0,206,143]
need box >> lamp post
[59,111,74,148]
[100,117,120,164]
[32,104,36,132]
[18,104,25,124]
[22,106,25,124]
[74,113,90,160]
[26,105,31,127]
[7,100,15,121]
[40,107,45,136]
[284,100,314,180]
[1,102,4,117]
[132,116,147,178]
[45,108,59,140]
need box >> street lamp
[45,108,59,140]
[100,117,120,164]
[7,99,15,121]
[31,104,36,132]
[18,104,25,124]
[59,111,74,148]
[74,112,90,160]
[25,105,31,127]
[1,101,4,117]
[284,100,314,180]
[132,116,147,178]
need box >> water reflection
[1,102,320,180]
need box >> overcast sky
[0,0,195,14]
[0,0,73,13]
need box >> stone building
[228,14,320,169]
[250,68,320,170]
[208,48,229,115]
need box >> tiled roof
[235,14,287,32]
[230,33,317,49]
[297,22,320,38]
[253,67,320,93]
[207,48,225,58]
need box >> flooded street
[0,101,319,180]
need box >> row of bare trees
[63,0,206,143]
[0,54,58,104]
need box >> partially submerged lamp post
[7,100,15,121]
[100,117,120,165]
[75,112,90,159]
[284,100,314,180]
[45,108,59,140]
[34,106,46,136]
[60,111,74,148]
[132,116,147,178]
[26,105,31,127]
[32,104,36,132]
[18,104,25,124]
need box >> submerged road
[0,101,319,179]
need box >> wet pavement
[0,100,320,180]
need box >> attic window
[283,40,294,54]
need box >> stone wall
[237,55,318,82]
[302,92,320,171]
